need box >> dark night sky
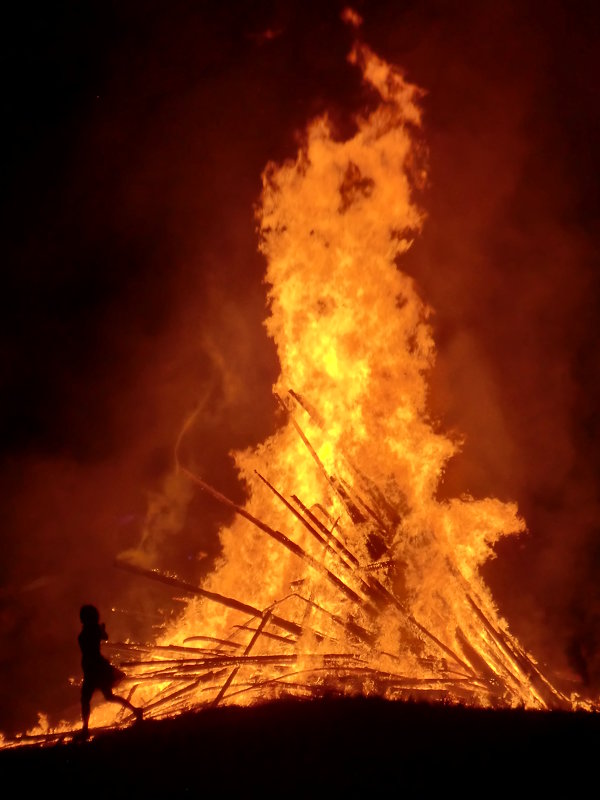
[1,0,600,735]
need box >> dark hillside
[1,697,598,796]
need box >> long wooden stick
[288,592,378,647]
[255,470,356,572]
[256,471,386,610]
[178,466,377,613]
[115,559,306,639]
[290,495,360,567]
[465,593,568,709]
[183,635,244,649]
[287,388,403,531]
[233,624,297,645]
[213,611,272,706]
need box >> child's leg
[81,684,92,733]
[103,689,143,720]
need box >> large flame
[12,17,591,746]
[135,37,561,713]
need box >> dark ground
[1,697,598,796]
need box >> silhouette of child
[78,604,143,736]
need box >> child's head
[80,604,100,625]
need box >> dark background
[1,0,599,735]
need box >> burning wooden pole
[183,636,244,649]
[276,394,367,524]
[178,465,380,614]
[142,677,210,716]
[255,470,358,572]
[443,557,568,707]
[116,559,306,639]
[287,389,403,533]
[233,624,297,645]
[464,593,569,709]
[280,592,377,647]
[213,611,272,706]
[290,495,360,567]
[256,470,390,611]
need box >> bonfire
[9,9,594,746]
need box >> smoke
[1,1,599,734]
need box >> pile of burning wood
[110,390,570,720]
